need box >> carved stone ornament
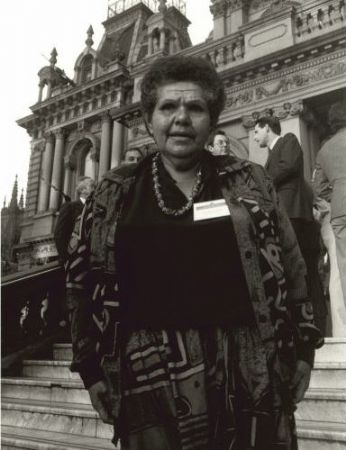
[241,100,304,128]
[250,0,272,11]
[261,0,301,17]
[54,128,66,139]
[226,56,346,110]
[210,0,249,17]
[33,141,45,153]
[210,0,228,18]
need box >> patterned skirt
[109,326,298,450]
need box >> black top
[116,155,254,329]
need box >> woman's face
[146,81,211,163]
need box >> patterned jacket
[66,153,322,409]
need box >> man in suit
[54,176,95,264]
[254,115,313,225]
[313,102,346,305]
[254,115,327,334]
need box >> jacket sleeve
[54,202,74,263]
[263,169,323,364]
[269,133,303,188]
[65,196,104,389]
[312,154,332,203]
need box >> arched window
[80,55,93,84]
[69,139,94,199]
[82,149,94,178]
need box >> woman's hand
[290,360,312,404]
[88,380,114,424]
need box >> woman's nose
[175,105,191,124]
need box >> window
[80,55,93,84]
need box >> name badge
[193,199,230,221]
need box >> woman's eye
[160,103,175,111]
[188,103,205,113]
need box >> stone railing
[294,0,345,40]
[1,262,66,359]
[179,32,245,71]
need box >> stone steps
[296,388,346,423]
[295,337,346,449]
[53,344,73,361]
[315,338,346,364]
[1,397,113,440]
[2,339,346,449]
[309,362,346,389]
[297,419,346,450]
[1,377,90,404]
[22,360,80,380]
[1,425,116,450]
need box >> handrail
[1,261,67,361]
[1,261,61,287]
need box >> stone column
[99,113,112,177]
[38,82,44,103]
[63,157,73,200]
[49,129,65,210]
[148,34,153,56]
[46,80,52,99]
[37,134,54,212]
[111,120,124,168]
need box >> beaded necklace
[152,152,202,216]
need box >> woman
[66,55,322,450]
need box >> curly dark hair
[140,55,226,128]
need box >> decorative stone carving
[53,128,65,139]
[261,0,301,17]
[226,89,254,108]
[250,0,272,12]
[210,0,228,18]
[85,25,94,48]
[226,56,346,109]
[241,100,304,128]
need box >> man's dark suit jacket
[54,199,84,263]
[265,133,312,221]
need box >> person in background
[313,101,346,307]
[54,176,95,264]
[66,55,322,450]
[122,147,143,165]
[312,172,346,336]
[207,129,230,155]
[254,115,327,335]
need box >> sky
[0,0,213,205]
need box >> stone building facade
[17,0,346,269]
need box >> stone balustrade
[295,0,345,40]
[179,33,245,70]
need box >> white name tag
[193,199,230,221]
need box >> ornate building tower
[1,176,24,274]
